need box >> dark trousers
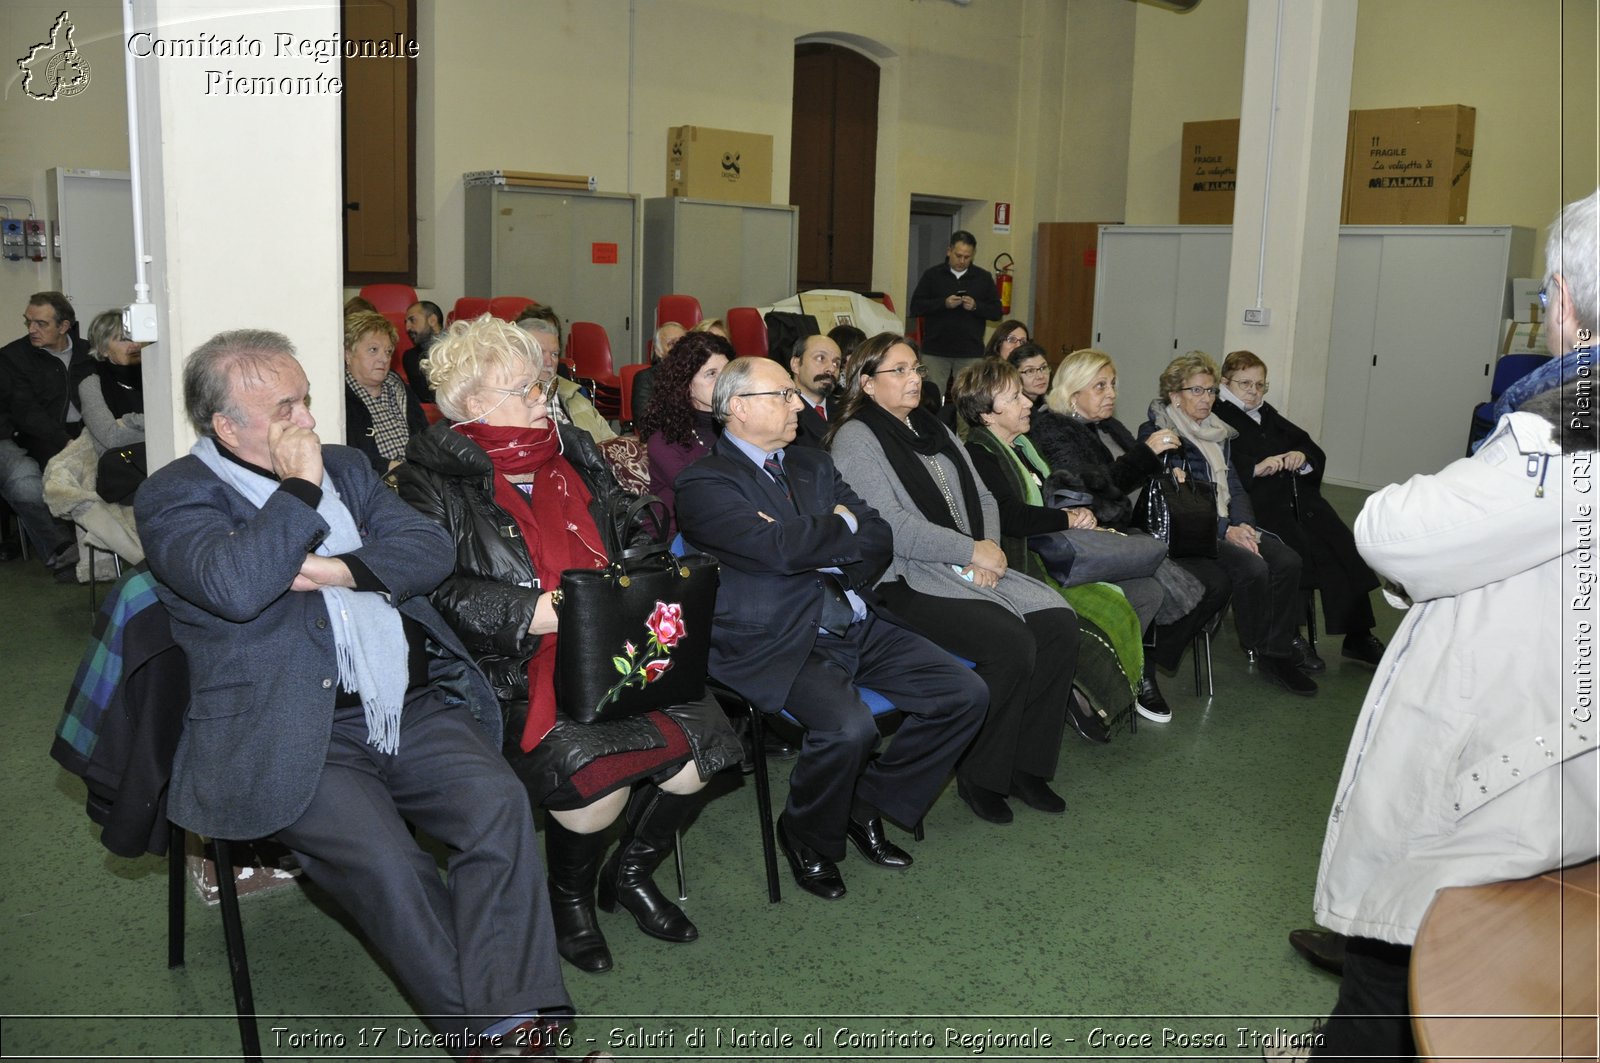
[1179,535,1303,656]
[780,612,988,860]
[1147,562,1231,671]
[275,688,570,1036]
[1311,936,1416,1061]
[881,587,1079,794]
[1296,497,1379,636]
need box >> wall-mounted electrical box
[23,219,46,261]
[1,220,23,261]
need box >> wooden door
[342,0,416,284]
[1033,222,1105,362]
[790,44,878,292]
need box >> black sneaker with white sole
[1134,672,1172,723]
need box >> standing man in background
[908,230,1002,397]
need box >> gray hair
[1546,189,1600,335]
[183,329,297,437]
[87,309,125,361]
[653,321,685,351]
[517,317,559,339]
[710,355,767,425]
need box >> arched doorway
[789,42,880,292]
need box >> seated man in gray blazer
[135,329,570,1054]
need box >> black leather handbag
[555,496,719,725]
[1135,465,1219,559]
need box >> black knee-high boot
[544,816,613,973]
[596,785,698,943]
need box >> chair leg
[1193,635,1203,696]
[913,820,925,843]
[747,706,781,903]
[1304,589,1319,654]
[1203,630,1214,697]
[673,828,687,902]
[168,823,186,970]
[210,839,262,1063]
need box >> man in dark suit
[136,330,570,1053]
[675,357,987,900]
[787,333,842,449]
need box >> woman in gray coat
[828,333,1080,826]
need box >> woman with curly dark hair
[637,330,734,533]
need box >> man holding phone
[907,231,1003,397]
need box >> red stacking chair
[448,297,491,324]
[725,307,769,359]
[359,284,417,316]
[489,296,538,322]
[655,295,703,331]
[568,321,623,419]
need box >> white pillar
[130,0,344,470]
[1223,0,1356,436]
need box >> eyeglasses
[1225,378,1269,394]
[737,388,802,403]
[871,364,928,379]
[1177,386,1220,398]
[1539,287,1549,309]
[1018,365,1050,377]
[486,376,558,402]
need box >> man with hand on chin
[136,330,571,1056]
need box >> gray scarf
[193,437,407,754]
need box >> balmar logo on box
[18,10,92,101]
[720,151,741,182]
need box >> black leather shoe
[956,778,1013,824]
[1289,635,1326,674]
[1010,773,1066,814]
[1288,927,1348,975]
[845,817,912,870]
[1134,671,1172,723]
[1065,689,1111,744]
[1341,633,1386,667]
[1261,655,1318,696]
[776,816,846,899]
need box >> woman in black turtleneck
[637,331,732,535]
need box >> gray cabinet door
[465,186,639,364]
[643,198,798,327]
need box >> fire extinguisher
[993,253,1015,316]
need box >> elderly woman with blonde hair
[394,316,739,976]
[1138,351,1315,696]
[343,310,427,474]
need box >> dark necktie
[814,403,827,420]
[763,454,791,500]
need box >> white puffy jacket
[1312,410,1599,944]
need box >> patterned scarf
[346,371,412,462]
[452,421,607,751]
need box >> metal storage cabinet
[642,198,798,328]
[1092,225,1534,490]
[464,184,640,361]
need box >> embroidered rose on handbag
[597,600,684,712]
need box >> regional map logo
[18,11,92,101]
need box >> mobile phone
[955,289,967,297]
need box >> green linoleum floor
[2,485,1385,1061]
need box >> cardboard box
[1343,105,1474,224]
[1178,119,1239,224]
[666,125,773,204]
[1501,319,1545,356]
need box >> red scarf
[453,421,607,751]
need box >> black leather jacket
[393,420,739,800]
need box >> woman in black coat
[393,316,739,977]
[1213,350,1383,665]
[1027,348,1232,681]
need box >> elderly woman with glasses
[828,333,1081,825]
[394,316,739,976]
[1139,351,1316,696]
[1212,350,1384,667]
